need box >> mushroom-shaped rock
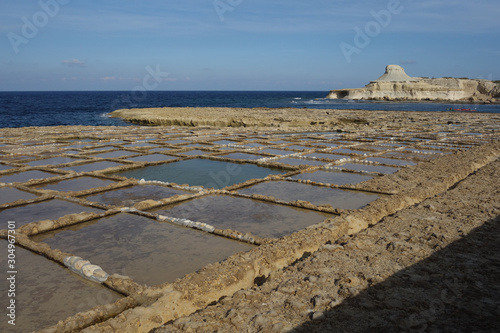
[372,64,418,83]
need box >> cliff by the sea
[327,65,500,103]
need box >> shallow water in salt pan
[331,148,370,155]
[152,195,332,238]
[275,158,327,167]
[33,213,254,285]
[334,163,400,174]
[61,161,125,173]
[309,142,339,148]
[0,199,103,226]
[126,154,178,162]
[0,170,59,183]
[177,149,209,156]
[27,156,81,166]
[365,157,417,166]
[0,187,37,205]
[32,176,115,193]
[84,185,189,207]
[114,159,286,189]
[259,148,292,156]
[90,150,139,159]
[238,181,379,209]
[0,164,13,171]
[122,142,162,149]
[290,170,373,185]
[304,153,350,161]
[285,145,311,151]
[0,240,122,333]
[219,153,264,161]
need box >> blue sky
[1,0,499,91]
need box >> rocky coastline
[327,65,500,103]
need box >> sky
[0,0,499,91]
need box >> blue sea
[1,91,499,128]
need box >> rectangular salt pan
[259,149,293,156]
[32,213,254,286]
[61,161,125,173]
[285,145,311,151]
[177,150,209,156]
[275,158,327,167]
[114,159,286,189]
[84,185,189,207]
[219,153,264,161]
[126,154,178,162]
[290,170,373,185]
[0,164,13,171]
[0,170,59,184]
[331,148,370,155]
[0,199,103,227]
[365,157,417,166]
[151,195,332,238]
[212,140,237,145]
[0,187,37,205]
[304,153,350,161]
[31,176,115,193]
[335,163,400,174]
[122,143,162,148]
[27,157,81,167]
[91,150,139,159]
[0,240,121,333]
[238,181,379,210]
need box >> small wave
[304,99,326,104]
[293,97,302,100]
[100,113,111,118]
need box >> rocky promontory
[327,65,500,103]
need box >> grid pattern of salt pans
[0,122,497,332]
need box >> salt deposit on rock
[63,256,109,283]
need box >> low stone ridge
[111,107,496,129]
[327,64,500,103]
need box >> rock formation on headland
[327,65,500,103]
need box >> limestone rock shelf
[327,64,500,103]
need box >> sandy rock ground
[155,159,500,333]
[111,107,499,131]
